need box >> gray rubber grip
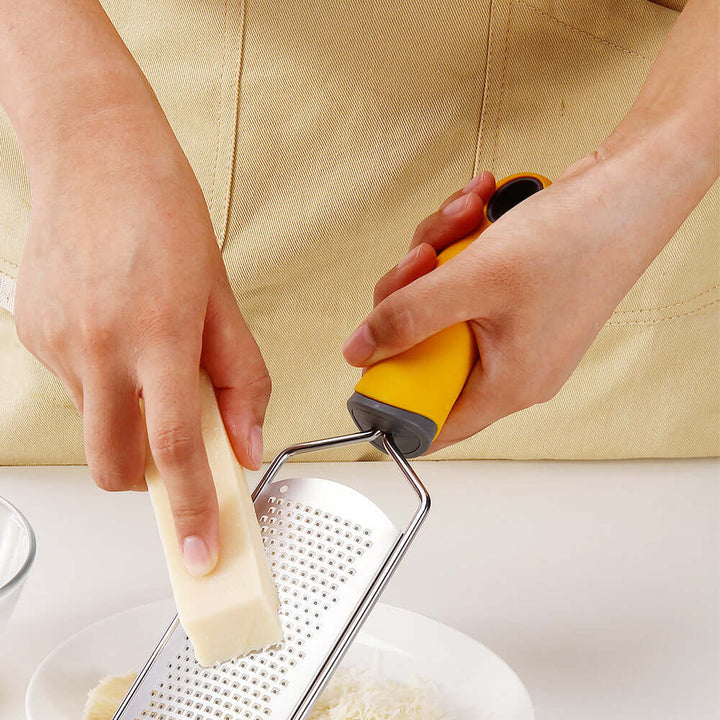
[347,392,437,459]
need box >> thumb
[202,274,272,470]
[343,258,476,367]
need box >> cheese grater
[113,430,428,720]
[112,172,550,720]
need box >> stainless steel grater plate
[114,430,430,720]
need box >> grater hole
[135,494,376,720]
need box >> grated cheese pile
[84,668,448,720]
[308,669,448,720]
[84,672,140,720]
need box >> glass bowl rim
[0,495,37,598]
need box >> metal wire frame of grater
[136,495,376,720]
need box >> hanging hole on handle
[486,176,544,223]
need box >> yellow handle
[348,172,552,457]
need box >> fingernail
[343,323,376,364]
[442,194,470,216]
[397,246,421,270]
[183,535,215,577]
[249,425,263,468]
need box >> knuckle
[414,215,435,239]
[135,310,183,351]
[40,314,68,352]
[149,424,198,464]
[377,299,414,346]
[373,278,389,306]
[247,366,272,403]
[13,281,65,352]
[171,495,215,526]
[372,265,401,306]
[80,319,117,358]
[229,357,272,405]
[93,466,135,493]
[76,304,130,359]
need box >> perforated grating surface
[116,477,400,720]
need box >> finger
[411,192,485,253]
[202,275,272,471]
[373,243,437,307]
[82,371,147,492]
[343,255,483,367]
[141,357,219,576]
[411,172,496,252]
[438,171,496,211]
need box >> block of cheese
[145,372,283,666]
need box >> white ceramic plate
[26,599,533,720]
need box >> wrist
[597,0,718,198]
[600,102,718,201]
[556,100,717,264]
[0,1,166,178]
[16,61,165,173]
[25,99,186,208]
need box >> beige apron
[0,0,717,463]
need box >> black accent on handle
[347,392,437,459]
[486,175,544,222]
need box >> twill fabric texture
[0,0,717,464]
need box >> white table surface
[0,458,718,720]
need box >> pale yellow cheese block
[145,372,283,666]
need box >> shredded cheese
[83,672,138,720]
[309,669,448,720]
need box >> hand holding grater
[113,173,550,720]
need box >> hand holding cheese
[4,0,272,578]
[146,372,283,665]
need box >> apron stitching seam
[490,0,515,171]
[474,0,497,175]
[490,0,653,170]
[515,0,652,61]
[612,285,719,315]
[218,0,246,252]
[209,0,230,228]
[0,257,19,270]
[606,298,719,325]
[487,0,708,319]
